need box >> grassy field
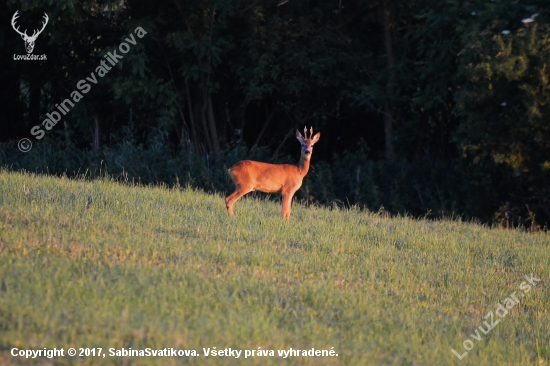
[0,170,548,365]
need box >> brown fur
[225,128,320,220]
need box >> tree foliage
[1,0,549,226]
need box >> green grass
[0,170,548,365]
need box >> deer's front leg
[281,189,296,221]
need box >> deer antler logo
[11,11,49,54]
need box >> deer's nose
[304,149,311,156]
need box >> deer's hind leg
[225,188,251,216]
[225,165,254,217]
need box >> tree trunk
[382,0,396,161]
[200,108,213,154]
[198,78,213,154]
[184,77,198,149]
[273,121,301,158]
[239,100,249,143]
[92,116,100,153]
[29,79,40,128]
[207,94,221,157]
[251,104,275,150]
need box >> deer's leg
[281,190,296,221]
[225,187,251,216]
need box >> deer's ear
[311,132,320,144]
[296,129,305,143]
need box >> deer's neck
[297,156,311,176]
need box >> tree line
[1,0,549,227]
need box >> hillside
[0,170,548,365]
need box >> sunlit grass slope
[0,170,548,365]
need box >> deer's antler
[303,126,313,139]
[11,12,48,40]
[11,12,27,38]
[30,13,49,40]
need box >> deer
[225,127,320,221]
[11,12,49,54]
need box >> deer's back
[228,160,302,193]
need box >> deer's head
[12,12,49,54]
[296,127,320,160]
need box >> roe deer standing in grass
[225,127,320,221]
